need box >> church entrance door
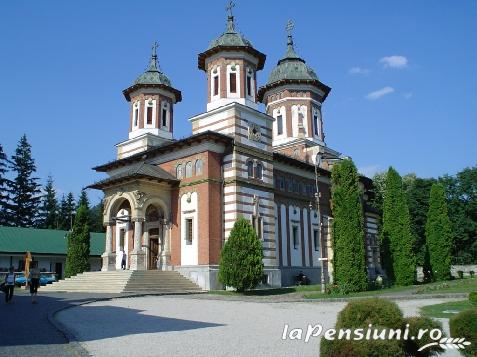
[149,237,159,270]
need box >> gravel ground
[56,296,461,357]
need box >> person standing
[121,249,127,270]
[29,262,40,304]
[4,267,15,304]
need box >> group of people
[2,262,41,304]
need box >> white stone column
[130,217,146,270]
[159,219,172,270]
[102,221,116,271]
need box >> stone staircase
[41,270,203,294]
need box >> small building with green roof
[0,226,105,278]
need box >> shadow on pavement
[58,304,224,341]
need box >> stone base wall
[175,265,282,291]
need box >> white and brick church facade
[89,7,382,290]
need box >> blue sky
[0,0,476,203]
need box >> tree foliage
[381,167,415,285]
[0,144,10,226]
[425,183,452,281]
[8,135,41,227]
[38,175,58,229]
[218,217,264,292]
[331,159,368,292]
[64,203,90,278]
[58,192,75,230]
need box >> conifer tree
[58,192,75,230]
[425,183,452,281]
[38,176,58,229]
[218,218,264,292]
[331,159,368,292]
[381,167,416,285]
[77,189,90,210]
[0,144,11,226]
[8,135,41,227]
[64,203,90,278]
[90,199,105,233]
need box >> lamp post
[313,151,327,294]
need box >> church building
[88,6,382,290]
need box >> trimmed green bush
[330,159,368,293]
[403,316,444,357]
[381,167,416,286]
[336,298,404,329]
[449,309,477,357]
[469,292,477,305]
[425,183,452,281]
[218,217,264,292]
[320,331,404,357]
[64,204,90,278]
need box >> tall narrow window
[229,72,237,93]
[246,68,253,97]
[133,103,139,127]
[247,160,254,177]
[146,106,153,125]
[255,162,263,180]
[313,111,320,136]
[176,164,183,179]
[313,229,319,251]
[185,161,192,178]
[185,218,193,245]
[162,103,168,128]
[213,75,219,96]
[292,226,299,249]
[195,159,203,175]
[277,114,283,135]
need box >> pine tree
[77,189,90,210]
[425,183,452,281]
[64,203,90,278]
[381,167,416,285]
[8,135,41,227]
[331,159,368,292]
[90,199,105,233]
[38,176,58,229]
[0,144,11,226]
[58,192,75,230]
[218,217,264,292]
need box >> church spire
[225,0,236,33]
[147,41,160,72]
[284,20,300,60]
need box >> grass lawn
[209,277,477,299]
[421,300,476,318]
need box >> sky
[0,0,476,204]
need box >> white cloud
[365,86,395,100]
[380,55,408,69]
[358,165,381,178]
[349,67,370,75]
[403,92,413,99]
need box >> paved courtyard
[56,296,460,357]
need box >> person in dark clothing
[121,249,127,270]
[29,261,40,304]
[4,267,15,303]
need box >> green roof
[0,226,104,256]
[266,34,318,85]
[133,46,172,87]
[208,15,253,50]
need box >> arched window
[161,102,169,129]
[255,162,263,180]
[176,164,183,179]
[247,160,254,178]
[246,68,254,97]
[133,101,140,127]
[185,161,193,178]
[229,65,237,94]
[211,67,220,97]
[195,159,203,175]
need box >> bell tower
[117,42,182,159]
[197,1,266,112]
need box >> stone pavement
[56,295,462,357]
[0,288,123,357]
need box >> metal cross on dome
[226,0,235,17]
[286,20,294,36]
[152,41,158,56]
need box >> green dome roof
[208,15,253,50]
[133,43,172,87]
[266,35,318,85]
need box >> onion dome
[123,42,182,102]
[257,22,330,102]
[198,1,265,71]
